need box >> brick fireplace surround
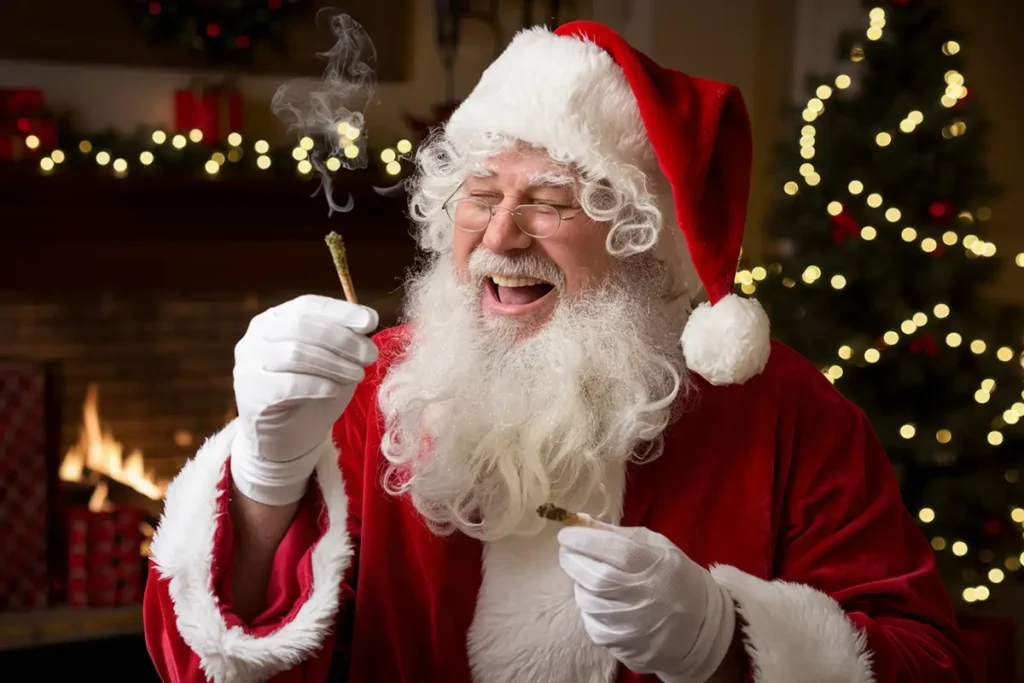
[0,168,412,673]
[1,170,411,483]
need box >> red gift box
[66,504,144,607]
[0,360,60,611]
[87,510,117,607]
[66,506,90,607]
[113,506,143,604]
[174,83,244,145]
[0,88,45,115]
[0,88,57,161]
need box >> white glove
[230,294,379,506]
[557,523,736,682]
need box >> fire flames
[59,384,168,510]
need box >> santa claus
[144,21,970,683]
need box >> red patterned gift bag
[0,360,59,611]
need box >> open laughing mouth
[483,273,557,314]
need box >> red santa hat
[444,21,771,385]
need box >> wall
[0,0,591,482]
[0,288,403,482]
[945,0,1024,304]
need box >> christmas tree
[748,0,1024,604]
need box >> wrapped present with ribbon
[174,80,244,145]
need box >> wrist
[658,571,737,683]
[230,430,332,506]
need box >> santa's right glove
[557,523,736,683]
[230,294,379,506]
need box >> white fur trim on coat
[468,466,627,683]
[150,419,353,683]
[681,294,771,386]
[711,565,875,683]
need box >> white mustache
[468,249,565,292]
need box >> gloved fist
[230,294,379,506]
[557,523,736,683]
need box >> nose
[481,204,533,255]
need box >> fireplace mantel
[0,169,418,292]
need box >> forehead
[469,146,575,187]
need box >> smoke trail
[271,11,378,215]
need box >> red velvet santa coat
[144,325,971,683]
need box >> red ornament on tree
[908,333,939,357]
[929,200,954,221]
[983,519,1003,536]
[955,87,972,110]
[829,209,862,244]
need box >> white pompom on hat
[444,21,771,385]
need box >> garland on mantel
[20,125,416,182]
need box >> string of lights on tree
[739,3,1024,603]
[22,124,416,181]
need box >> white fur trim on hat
[681,294,771,386]
[444,27,697,315]
[445,27,655,184]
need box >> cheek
[452,229,479,281]
[555,226,614,295]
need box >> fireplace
[0,168,411,666]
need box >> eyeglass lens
[446,198,561,238]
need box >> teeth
[489,274,549,288]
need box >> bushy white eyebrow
[527,171,575,188]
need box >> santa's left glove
[557,523,736,682]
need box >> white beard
[378,250,687,542]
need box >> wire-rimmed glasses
[443,197,584,239]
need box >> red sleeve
[778,377,972,681]
[143,417,363,682]
[713,363,972,682]
[142,326,400,682]
[144,481,336,683]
